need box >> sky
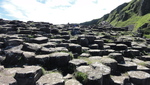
[0,0,131,24]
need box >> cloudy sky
[0,0,131,24]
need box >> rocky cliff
[81,0,150,34]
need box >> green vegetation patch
[74,72,88,84]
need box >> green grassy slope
[81,0,150,33]
[98,0,150,32]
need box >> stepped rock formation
[0,18,150,85]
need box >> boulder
[0,56,5,64]
[49,52,71,67]
[105,43,116,49]
[118,61,137,73]
[5,39,23,46]
[49,39,63,43]
[128,71,150,85]
[100,57,118,74]
[41,42,56,48]
[0,65,4,71]
[79,38,89,47]
[94,40,104,49]
[123,49,140,57]
[61,35,70,39]
[36,73,64,85]
[35,55,49,67]
[50,28,60,34]
[111,76,131,85]
[87,70,103,85]
[32,37,48,44]
[14,66,43,85]
[52,47,68,52]
[19,30,32,34]
[22,51,35,65]
[0,76,17,85]
[22,43,41,52]
[85,35,96,44]
[69,44,82,54]
[80,53,90,57]
[108,53,125,63]
[76,65,93,74]
[141,55,150,61]
[89,44,99,49]
[89,49,100,56]
[137,65,150,73]
[69,59,88,67]
[38,47,54,54]
[88,56,102,64]
[3,45,23,66]
[91,63,111,85]
[115,44,127,50]
[56,43,69,48]
[65,79,82,85]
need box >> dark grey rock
[89,44,99,49]
[51,47,68,52]
[92,63,111,85]
[123,49,140,57]
[36,73,64,85]
[22,43,41,52]
[137,65,150,73]
[79,38,89,47]
[89,49,100,56]
[5,39,23,46]
[111,76,131,85]
[87,70,103,85]
[100,57,118,74]
[94,40,104,49]
[35,55,49,66]
[108,53,125,63]
[69,59,87,67]
[22,51,35,65]
[69,44,82,54]
[32,37,48,44]
[65,79,82,85]
[49,39,63,43]
[38,47,54,54]
[115,44,127,50]
[118,61,137,73]
[14,66,43,85]
[105,43,116,49]
[128,71,150,85]
[0,56,5,64]
[41,42,56,48]
[141,55,150,61]
[76,66,93,74]
[3,45,23,66]
[49,52,71,67]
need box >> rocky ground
[0,19,150,85]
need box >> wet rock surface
[0,19,150,85]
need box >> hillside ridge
[81,0,150,35]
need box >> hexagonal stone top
[36,73,64,85]
[49,52,70,58]
[91,62,111,75]
[128,71,150,79]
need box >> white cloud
[1,0,131,24]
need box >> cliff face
[98,0,150,31]
[140,0,150,15]
[81,0,150,32]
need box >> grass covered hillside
[98,0,150,32]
